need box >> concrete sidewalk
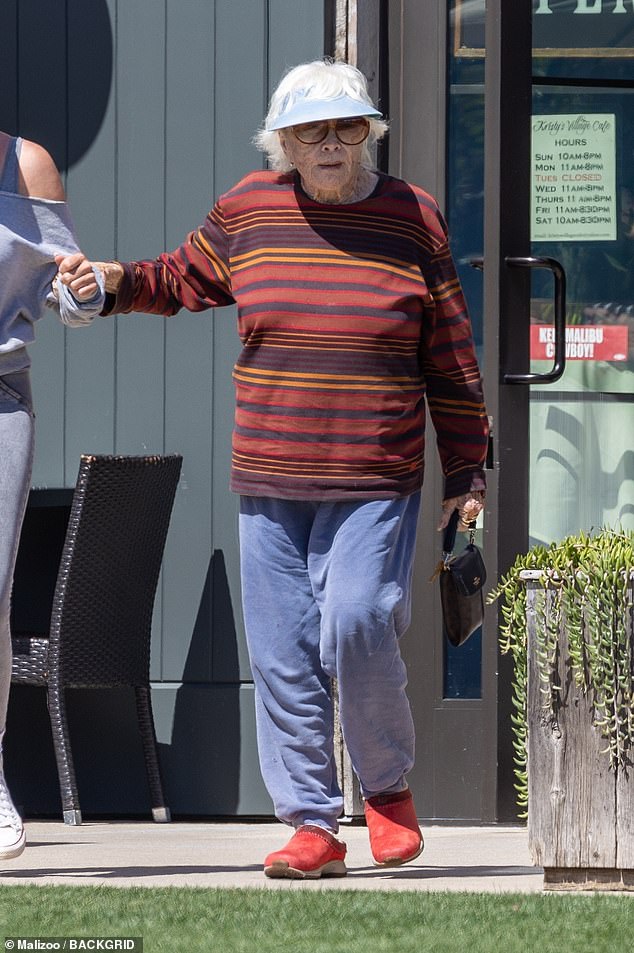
[0,821,545,892]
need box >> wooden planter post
[332,678,363,819]
[522,569,634,891]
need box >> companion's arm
[17,139,105,322]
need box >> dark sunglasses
[291,117,371,145]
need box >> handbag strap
[442,508,460,555]
[430,508,463,584]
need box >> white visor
[267,92,382,131]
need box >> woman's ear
[278,132,295,170]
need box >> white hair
[254,59,388,172]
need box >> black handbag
[434,508,486,647]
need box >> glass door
[450,0,634,817]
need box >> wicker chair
[11,453,183,825]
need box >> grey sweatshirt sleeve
[46,267,106,327]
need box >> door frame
[482,0,534,819]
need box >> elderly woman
[0,131,104,861]
[57,59,488,879]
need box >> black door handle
[504,256,566,385]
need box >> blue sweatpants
[239,492,420,831]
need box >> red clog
[364,788,424,867]
[264,825,347,879]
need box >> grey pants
[239,492,420,831]
[0,369,35,734]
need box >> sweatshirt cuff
[102,262,136,315]
[443,469,486,500]
[56,267,106,327]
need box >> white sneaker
[0,769,25,860]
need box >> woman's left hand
[438,491,485,532]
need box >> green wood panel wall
[2,0,327,816]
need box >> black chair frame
[11,453,182,825]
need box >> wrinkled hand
[55,254,124,300]
[55,253,100,301]
[438,491,485,532]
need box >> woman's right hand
[55,254,124,299]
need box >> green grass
[1,887,633,953]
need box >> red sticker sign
[530,324,628,361]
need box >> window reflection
[530,86,634,542]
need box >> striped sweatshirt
[111,170,488,501]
